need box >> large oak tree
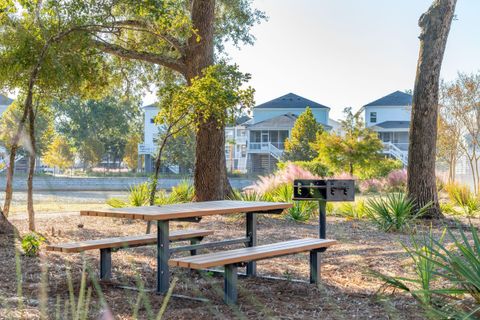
[88,0,265,201]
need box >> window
[370,112,377,123]
[150,118,155,123]
[241,145,246,157]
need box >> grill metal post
[156,220,170,294]
[318,200,326,239]
[246,212,257,276]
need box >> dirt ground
[0,211,469,319]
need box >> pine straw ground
[0,212,474,319]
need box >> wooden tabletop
[80,200,292,221]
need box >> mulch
[1,211,468,319]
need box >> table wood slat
[80,200,292,221]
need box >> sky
[218,0,480,120]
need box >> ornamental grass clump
[445,182,480,216]
[365,193,430,232]
[386,169,407,192]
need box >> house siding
[364,105,411,127]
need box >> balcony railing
[248,142,284,151]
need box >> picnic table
[80,200,292,294]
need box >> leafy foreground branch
[373,225,480,319]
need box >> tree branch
[111,20,186,55]
[92,39,186,74]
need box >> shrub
[365,193,430,232]
[21,233,45,257]
[170,180,195,203]
[385,169,407,192]
[337,200,366,220]
[445,182,480,216]
[128,182,150,206]
[248,163,320,195]
[439,202,460,216]
[285,202,311,222]
[359,178,385,194]
[278,161,331,177]
[374,225,480,318]
[273,184,293,203]
[230,189,265,202]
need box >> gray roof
[255,93,330,110]
[374,121,410,129]
[364,91,412,107]
[235,115,251,125]
[0,94,13,105]
[247,113,298,129]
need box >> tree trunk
[407,0,457,219]
[26,104,36,231]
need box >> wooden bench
[47,229,214,280]
[169,238,336,304]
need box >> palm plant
[364,193,430,232]
[285,202,311,222]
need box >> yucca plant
[128,182,150,206]
[231,190,265,202]
[273,184,293,203]
[373,225,480,319]
[365,193,430,232]
[285,202,310,222]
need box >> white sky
[218,0,480,120]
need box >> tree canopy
[283,107,324,162]
[312,108,386,177]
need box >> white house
[225,115,250,173]
[361,90,413,165]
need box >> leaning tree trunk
[407,0,457,219]
[26,104,36,231]
[184,0,230,201]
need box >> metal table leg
[246,212,257,276]
[318,200,326,239]
[100,248,112,280]
[224,264,238,304]
[156,220,170,294]
[309,250,321,284]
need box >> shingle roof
[255,93,330,110]
[247,113,298,129]
[364,91,412,107]
[235,115,251,125]
[374,121,410,129]
[0,94,13,105]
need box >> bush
[21,233,45,257]
[337,200,366,220]
[359,178,385,194]
[385,169,407,192]
[445,182,480,216]
[278,161,331,177]
[170,180,195,203]
[374,225,480,318]
[128,182,150,206]
[285,202,312,222]
[365,193,430,232]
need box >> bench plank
[169,238,336,269]
[47,229,214,253]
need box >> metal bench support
[157,220,170,294]
[224,264,238,304]
[246,212,257,276]
[309,250,321,285]
[100,248,112,280]
[190,237,201,256]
